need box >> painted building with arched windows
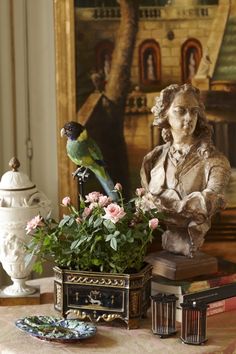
[75,0,223,108]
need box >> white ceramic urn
[0,157,51,296]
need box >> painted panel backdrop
[56,0,236,237]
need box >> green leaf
[68,218,75,227]
[88,215,94,226]
[108,261,116,269]
[91,258,102,266]
[71,237,86,249]
[66,259,72,267]
[103,219,116,232]
[70,239,79,249]
[113,230,120,237]
[120,234,127,241]
[105,234,113,242]
[58,215,71,228]
[93,218,103,228]
[32,261,43,274]
[79,195,85,207]
[126,229,132,238]
[43,236,51,246]
[71,205,78,215]
[90,235,102,253]
[95,235,102,241]
[110,237,117,251]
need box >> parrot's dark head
[61,121,85,141]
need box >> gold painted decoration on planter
[54,264,152,330]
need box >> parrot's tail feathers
[96,174,118,202]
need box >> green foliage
[26,189,163,274]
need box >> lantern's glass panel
[181,302,208,345]
[151,293,178,337]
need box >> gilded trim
[66,275,125,287]
[53,0,77,209]
[66,309,124,322]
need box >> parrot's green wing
[66,139,92,166]
[66,136,118,201]
[87,137,104,163]
[67,139,106,178]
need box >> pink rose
[76,217,82,224]
[89,202,98,210]
[114,183,122,191]
[149,218,159,230]
[82,207,92,218]
[62,196,71,207]
[103,203,126,224]
[135,187,145,197]
[85,191,102,203]
[26,215,43,234]
[98,195,111,207]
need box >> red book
[176,296,236,322]
[207,296,236,317]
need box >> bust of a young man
[140,84,231,257]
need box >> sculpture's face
[167,92,199,137]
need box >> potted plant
[26,184,162,329]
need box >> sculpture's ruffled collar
[168,142,197,166]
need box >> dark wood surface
[145,250,218,280]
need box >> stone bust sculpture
[140,84,231,257]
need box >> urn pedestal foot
[2,278,36,297]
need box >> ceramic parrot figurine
[61,121,118,201]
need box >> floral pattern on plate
[15,316,97,342]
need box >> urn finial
[9,157,20,172]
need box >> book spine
[183,282,236,304]
[207,296,236,317]
[176,297,236,322]
[152,274,236,296]
[207,305,225,317]
[184,274,236,294]
[207,299,225,315]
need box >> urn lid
[0,157,35,191]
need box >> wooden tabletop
[0,277,236,353]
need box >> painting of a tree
[76,0,139,198]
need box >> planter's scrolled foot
[127,319,139,330]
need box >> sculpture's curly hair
[151,84,214,158]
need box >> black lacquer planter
[54,264,152,329]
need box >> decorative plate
[15,316,97,342]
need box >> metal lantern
[151,293,178,338]
[180,301,208,345]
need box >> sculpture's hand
[136,192,160,212]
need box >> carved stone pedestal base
[145,251,218,280]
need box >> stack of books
[151,258,236,322]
